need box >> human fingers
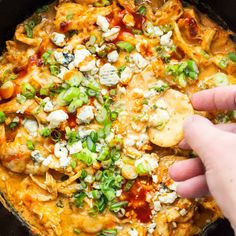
[179,123,236,150]
[176,175,209,198]
[183,115,236,166]
[191,85,236,111]
[169,158,205,182]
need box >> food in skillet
[0,0,236,235]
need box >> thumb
[183,115,236,167]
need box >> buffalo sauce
[106,10,145,42]
[67,113,77,129]
[123,180,152,223]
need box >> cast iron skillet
[0,0,235,235]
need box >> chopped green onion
[110,148,121,161]
[213,72,229,87]
[138,5,147,15]
[26,140,35,150]
[21,83,36,99]
[66,13,73,20]
[228,52,236,63]
[118,65,126,77]
[50,129,62,142]
[97,147,109,161]
[135,160,151,175]
[40,87,49,96]
[36,5,49,14]
[124,180,134,191]
[176,74,187,88]
[71,159,77,169]
[96,107,109,124]
[200,50,210,59]
[73,228,81,235]
[219,57,229,69]
[109,89,116,96]
[87,89,97,97]
[109,201,128,212]
[68,99,83,113]
[80,169,88,180]
[94,0,111,7]
[98,128,105,139]
[8,122,18,129]
[94,194,107,213]
[116,41,135,53]
[73,148,94,166]
[97,229,117,236]
[74,191,86,208]
[91,190,101,199]
[95,170,103,181]
[39,127,51,137]
[0,111,6,124]
[103,189,116,201]
[187,60,199,73]
[86,137,96,152]
[66,72,83,87]
[110,111,118,121]
[62,87,80,103]
[90,131,98,142]
[50,65,60,76]
[79,92,89,104]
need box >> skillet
[0,0,235,235]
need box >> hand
[169,85,236,231]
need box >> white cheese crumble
[130,53,149,69]
[23,119,38,137]
[154,26,164,36]
[31,150,44,163]
[77,106,94,124]
[78,128,93,139]
[148,223,157,235]
[42,155,53,167]
[84,175,93,183]
[67,141,83,155]
[51,32,66,47]
[59,156,71,168]
[103,27,120,41]
[99,63,120,86]
[58,66,69,79]
[160,31,173,47]
[159,192,177,204]
[107,50,119,63]
[136,133,149,149]
[120,66,133,84]
[179,208,187,216]
[96,15,110,32]
[80,59,96,72]
[73,47,91,67]
[54,51,67,65]
[46,110,69,128]
[153,200,161,212]
[152,175,158,183]
[124,134,137,147]
[116,189,122,197]
[43,97,54,112]
[54,142,69,159]
[128,228,138,236]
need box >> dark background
[0,0,235,235]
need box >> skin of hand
[169,85,236,231]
